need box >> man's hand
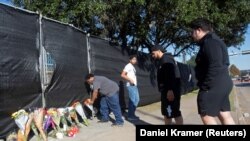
[167,90,174,101]
[89,100,94,105]
[90,90,98,105]
[129,79,135,85]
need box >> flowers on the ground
[10,103,93,139]
[72,101,89,126]
[57,108,69,132]
[33,108,47,141]
[84,98,95,119]
[11,108,47,141]
[67,106,84,127]
[47,108,61,131]
[11,109,29,135]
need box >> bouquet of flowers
[72,101,89,126]
[64,107,74,125]
[11,108,47,141]
[57,108,69,132]
[43,113,56,132]
[11,109,29,135]
[46,108,61,131]
[45,108,64,139]
[84,98,95,119]
[67,106,84,127]
[33,108,47,141]
[63,107,81,137]
[11,109,29,141]
[24,112,38,140]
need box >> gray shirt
[93,76,119,96]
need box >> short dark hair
[85,73,94,80]
[190,18,213,32]
[129,54,137,60]
[151,44,165,52]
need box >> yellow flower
[11,111,19,119]
[11,109,28,119]
[47,108,58,115]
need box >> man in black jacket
[190,18,235,124]
[151,45,183,125]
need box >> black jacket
[195,32,230,90]
[157,53,180,93]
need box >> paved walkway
[30,85,249,141]
[234,82,250,124]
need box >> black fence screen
[0,4,42,138]
[89,37,160,108]
[42,19,89,108]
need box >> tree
[12,0,110,35]
[186,55,196,67]
[229,64,241,77]
[12,0,250,56]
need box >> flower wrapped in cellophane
[46,108,61,131]
[11,109,28,135]
[45,108,64,139]
[64,107,74,125]
[11,109,29,140]
[24,112,38,141]
[67,106,84,127]
[57,108,69,132]
[72,101,89,126]
[84,98,95,119]
[33,108,47,141]
[43,113,56,132]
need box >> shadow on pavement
[122,111,153,125]
[126,118,152,125]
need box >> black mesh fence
[0,4,42,138]
[42,19,89,108]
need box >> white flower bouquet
[11,109,29,135]
[72,101,89,126]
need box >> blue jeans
[126,86,140,118]
[99,91,124,125]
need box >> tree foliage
[229,64,241,76]
[12,0,250,56]
[186,55,196,67]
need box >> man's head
[190,18,213,42]
[129,54,137,65]
[151,44,165,59]
[85,73,95,84]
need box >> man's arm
[203,39,223,88]
[162,63,176,91]
[162,63,176,101]
[89,89,98,105]
[121,70,134,84]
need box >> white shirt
[123,63,137,86]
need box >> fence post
[39,13,46,108]
[86,33,91,73]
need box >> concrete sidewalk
[31,90,241,141]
